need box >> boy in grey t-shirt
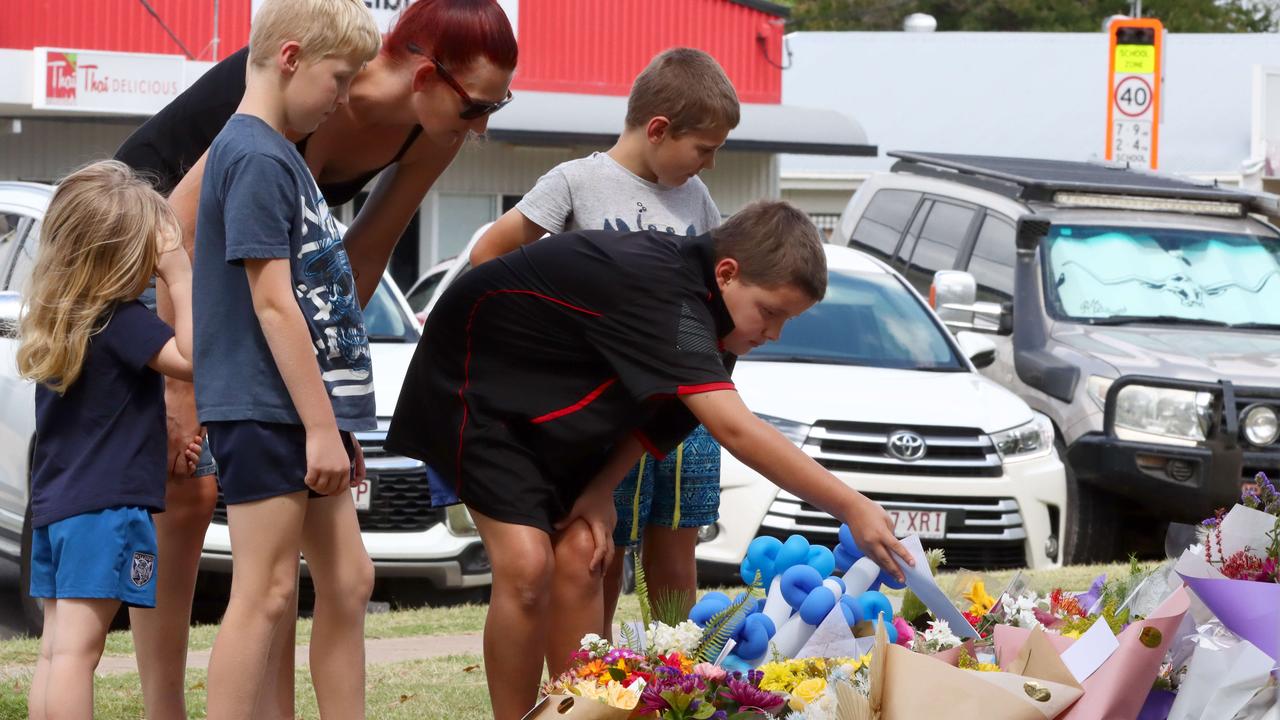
[471,47,740,671]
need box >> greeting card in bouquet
[994,587,1191,720]
[892,535,979,639]
[521,695,633,720]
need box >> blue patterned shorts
[613,424,721,547]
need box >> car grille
[804,420,1003,478]
[759,490,1028,570]
[210,423,443,532]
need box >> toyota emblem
[887,430,927,461]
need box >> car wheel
[1060,438,1120,564]
[19,501,44,635]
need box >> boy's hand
[305,427,352,496]
[155,241,191,284]
[844,494,913,584]
[554,485,617,574]
[350,435,366,488]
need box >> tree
[776,0,1280,32]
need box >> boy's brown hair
[249,0,381,68]
[625,48,741,136]
[713,201,827,301]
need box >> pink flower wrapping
[994,587,1190,720]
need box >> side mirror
[955,331,997,369]
[0,291,20,340]
[931,270,977,323]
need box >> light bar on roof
[1052,192,1244,217]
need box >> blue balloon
[876,569,907,591]
[834,544,856,573]
[798,587,838,625]
[780,565,823,609]
[828,577,846,595]
[838,595,863,625]
[838,524,863,561]
[733,614,775,661]
[741,536,783,586]
[806,545,836,578]
[854,591,893,628]
[774,535,812,575]
[689,592,732,627]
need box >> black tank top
[114,46,422,207]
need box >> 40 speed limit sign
[1105,17,1164,168]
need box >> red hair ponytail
[385,0,517,71]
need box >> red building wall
[513,0,785,104]
[2,0,784,103]
[1,0,252,61]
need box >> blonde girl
[18,160,199,719]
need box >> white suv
[695,244,1067,576]
[0,181,490,631]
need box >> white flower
[580,633,603,647]
[921,619,962,651]
[647,620,705,655]
[1000,594,1044,629]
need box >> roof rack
[887,151,1268,212]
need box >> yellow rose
[789,677,828,711]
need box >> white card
[1060,617,1120,683]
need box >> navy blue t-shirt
[31,301,174,528]
[193,114,375,432]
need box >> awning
[486,90,876,157]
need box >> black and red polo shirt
[385,229,736,531]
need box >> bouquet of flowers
[539,632,790,720]
[755,655,873,718]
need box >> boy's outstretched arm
[682,390,914,582]
[244,258,352,496]
[470,209,548,266]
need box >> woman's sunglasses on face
[406,43,513,120]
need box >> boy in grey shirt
[471,47,740,671]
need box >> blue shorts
[29,506,158,607]
[613,424,721,547]
[206,420,354,505]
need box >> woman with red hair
[113,2,516,717]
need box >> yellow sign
[1115,45,1155,74]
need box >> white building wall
[0,118,142,182]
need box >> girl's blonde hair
[17,160,180,393]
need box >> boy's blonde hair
[17,161,181,394]
[713,201,827,301]
[625,48,740,137]
[249,0,381,68]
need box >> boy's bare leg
[641,526,699,618]
[27,599,56,720]
[601,549,627,642]
[471,508,555,720]
[301,491,374,719]
[253,581,300,720]
[546,519,605,677]
[131,473,218,720]
[45,598,118,719]
[206,492,307,720]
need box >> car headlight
[756,414,811,446]
[1087,375,1114,411]
[989,413,1055,460]
[1113,385,1214,443]
[1241,404,1279,447]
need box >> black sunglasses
[407,43,513,120]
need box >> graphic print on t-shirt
[602,201,698,237]
[295,182,373,399]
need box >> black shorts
[206,420,355,505]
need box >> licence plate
[889,510,946,539]
[351,478,373,511]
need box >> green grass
[0,562,1150,671]
[0,654,488,720]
